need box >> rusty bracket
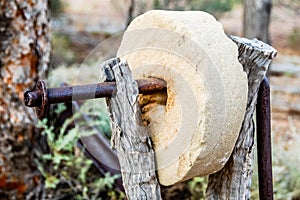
[24,78,167,119]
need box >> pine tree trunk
[243,0,272,44]
[0,0,50,198]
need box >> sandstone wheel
[117,10,248,186]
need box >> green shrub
[189,0,242,18]
[288,27,300,51]
[51,33,75,67]
[153,0,242,18]
[187,176,207,199]
[49,0,64,17]
[251,135,300,200]
[35,103,123,199]
[154,0,162,9]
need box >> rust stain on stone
[139,91,167,126]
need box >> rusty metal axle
[24,78,166,118]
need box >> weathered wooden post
[206,37,277,199]
[102,58,162,199]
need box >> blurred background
[49,0,300,199]
[1,0,299,199]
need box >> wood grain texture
[206,36,277,200]
[103,58,162,200]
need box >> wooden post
[206,37,277,199]
[103,58,162,199]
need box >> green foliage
[79,99,112,137]
[288,27,300,51]
[251,138,300,200]
[52,33,75,67]
[35,104,122,199]
[187,176,207,199]
[271,145,300,200]
[178,145,300,200]
[154,0,162,9]
[189,0,242,18]
[49,0,64,17]
[152,0,242,18]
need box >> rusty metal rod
[256,77,274,200]
[24,78,166,107]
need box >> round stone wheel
[117,10,248,186]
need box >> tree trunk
[0,0,50,199]
[243,0,272,44]
[127,0,156,25]
[206,37,277,199]
[103,58,162,199]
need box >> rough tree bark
[127,0,149,26]
[127,0,184,25]
[127,0,135,26]
[127,0,158,25]
[243,0,272,44]
[0,0,50,199]
[206,37,277,199]
[103,58,162,199]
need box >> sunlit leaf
[45,175,60,189]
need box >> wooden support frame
[23,36,277,199]
[100,37,277,199]
[102,37,277,199]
